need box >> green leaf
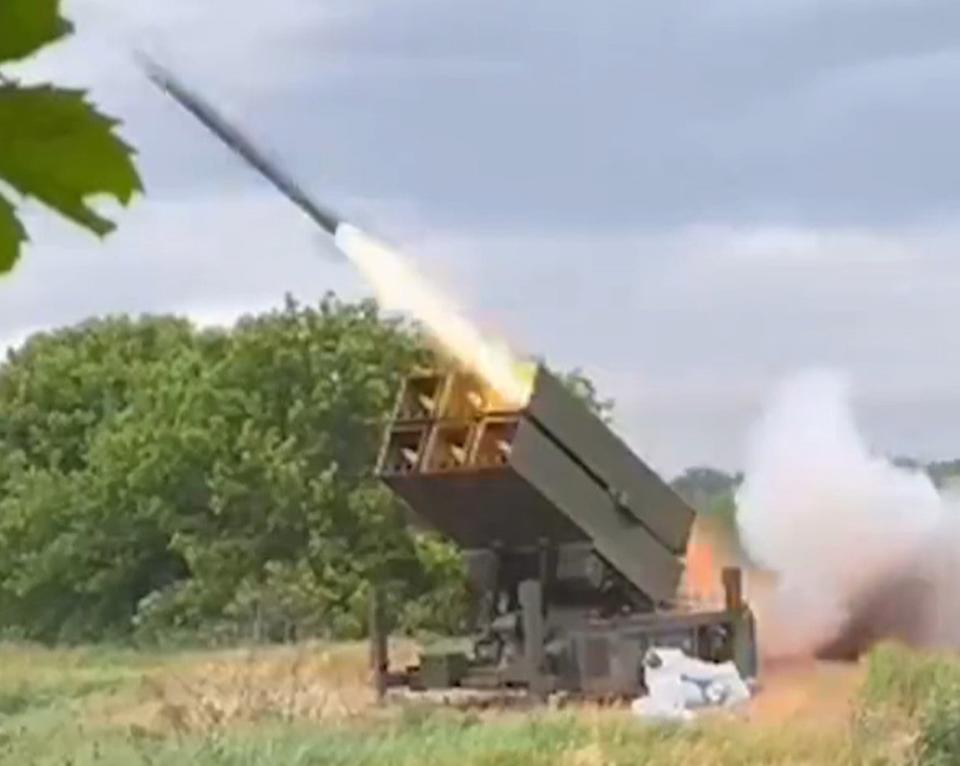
[0,192,26,273]
[0,0,73,64]
[0,85,142,244]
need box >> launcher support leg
[722,567,758,679]
[722,567,743,611]
[519,579,548,700]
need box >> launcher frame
[376,365,757,698]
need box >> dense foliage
[0,297,462,643]
[0,0,141,272]
[0,298,612,645]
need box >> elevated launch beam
[377,365,696,604]
[525,371,694,554]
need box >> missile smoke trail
[141,57,532,404]
[333,224,532,404]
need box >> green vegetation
[0,641,953,765]
[0,298,607,646]
[0,0,141,272]
[861,644,960,766]
[0,298,458,643]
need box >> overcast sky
[7,0,960,475]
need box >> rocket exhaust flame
[684,530,718,604]
[334,224,532,404]
[142,58,532,404]
[683,517,739,607]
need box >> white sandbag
[631,647,752,722]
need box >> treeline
[0,296,612,645]
[0,296,471,644]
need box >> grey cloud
[4,193,358,346]
[233,0,960,230]
[6,0,960,474]
[38,0,960,230]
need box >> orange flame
[686,531,718,603]
[334,223,533,405]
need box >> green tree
[0,298,611,643]
[671,466,740,512]
[0,0,141,272]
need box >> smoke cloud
[735,370,960,659]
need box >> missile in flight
[139,55,342,238]
[139,56,534,402]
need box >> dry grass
[95,639,420,735]
[554,704,860,766]
[0,640,953,765]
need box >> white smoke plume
[333,223,533,404]
[735,370,960,658]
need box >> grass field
[0,641,956,765]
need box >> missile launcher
[377,365,757,697]
[141,58,758,699]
